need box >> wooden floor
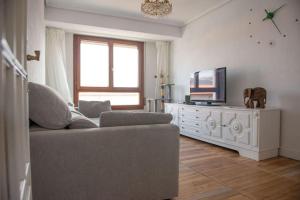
[176,136,300,200]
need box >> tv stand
[205,101,212,106]
[195,102,222,106]
[164,103,280,161]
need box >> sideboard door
[202,110,222,138]
[223,111,252,146]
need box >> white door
[0,0,32,200]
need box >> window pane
[80,41,109,87]
[79,92,140,106]
[113,44,139,87]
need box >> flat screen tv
[190,67,226,104]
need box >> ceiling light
[141,0,172,17]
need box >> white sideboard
[165,103,280,161]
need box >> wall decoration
[247,3,298,46]
[262,4,286,34]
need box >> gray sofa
[28,82,179,200]
[30,124,179,200]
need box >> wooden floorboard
[176,136,300,200]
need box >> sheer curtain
[46,28,72,103]
[155,41,170,99]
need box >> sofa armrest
[30,124,179,200]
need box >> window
[74,35,144,109]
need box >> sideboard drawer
[180,124,201,136]
[181,106,201,113]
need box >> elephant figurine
[243,87,267,108]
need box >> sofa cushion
[68,111,98,129]
[99,111,173,127]
[28,82,72,129]
[79,100,111,118]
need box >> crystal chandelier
[141,0,172,17]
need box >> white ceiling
[45,0,231,27]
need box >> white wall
[64,32,158,104]
[170,0,300,160]
[27,0,45,84]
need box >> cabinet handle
[182,120,185,122]
[221,124,227,127]
[195,123,199,126]
[196,110,199,112]
[181,127,185,129]
[196,130,199,133]
[196,116,199,119]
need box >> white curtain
[155,41,170,99]
[46,28,72,103]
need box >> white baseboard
[259,149,279,160]
[239,149,279,161]
[280,148,300,160]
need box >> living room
[1,0,300,199]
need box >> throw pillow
[78,100,111,118]
[68,111,98,129]
[28,82,72,129]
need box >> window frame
[73,34,144,110]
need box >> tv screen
[190,67,226,103]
